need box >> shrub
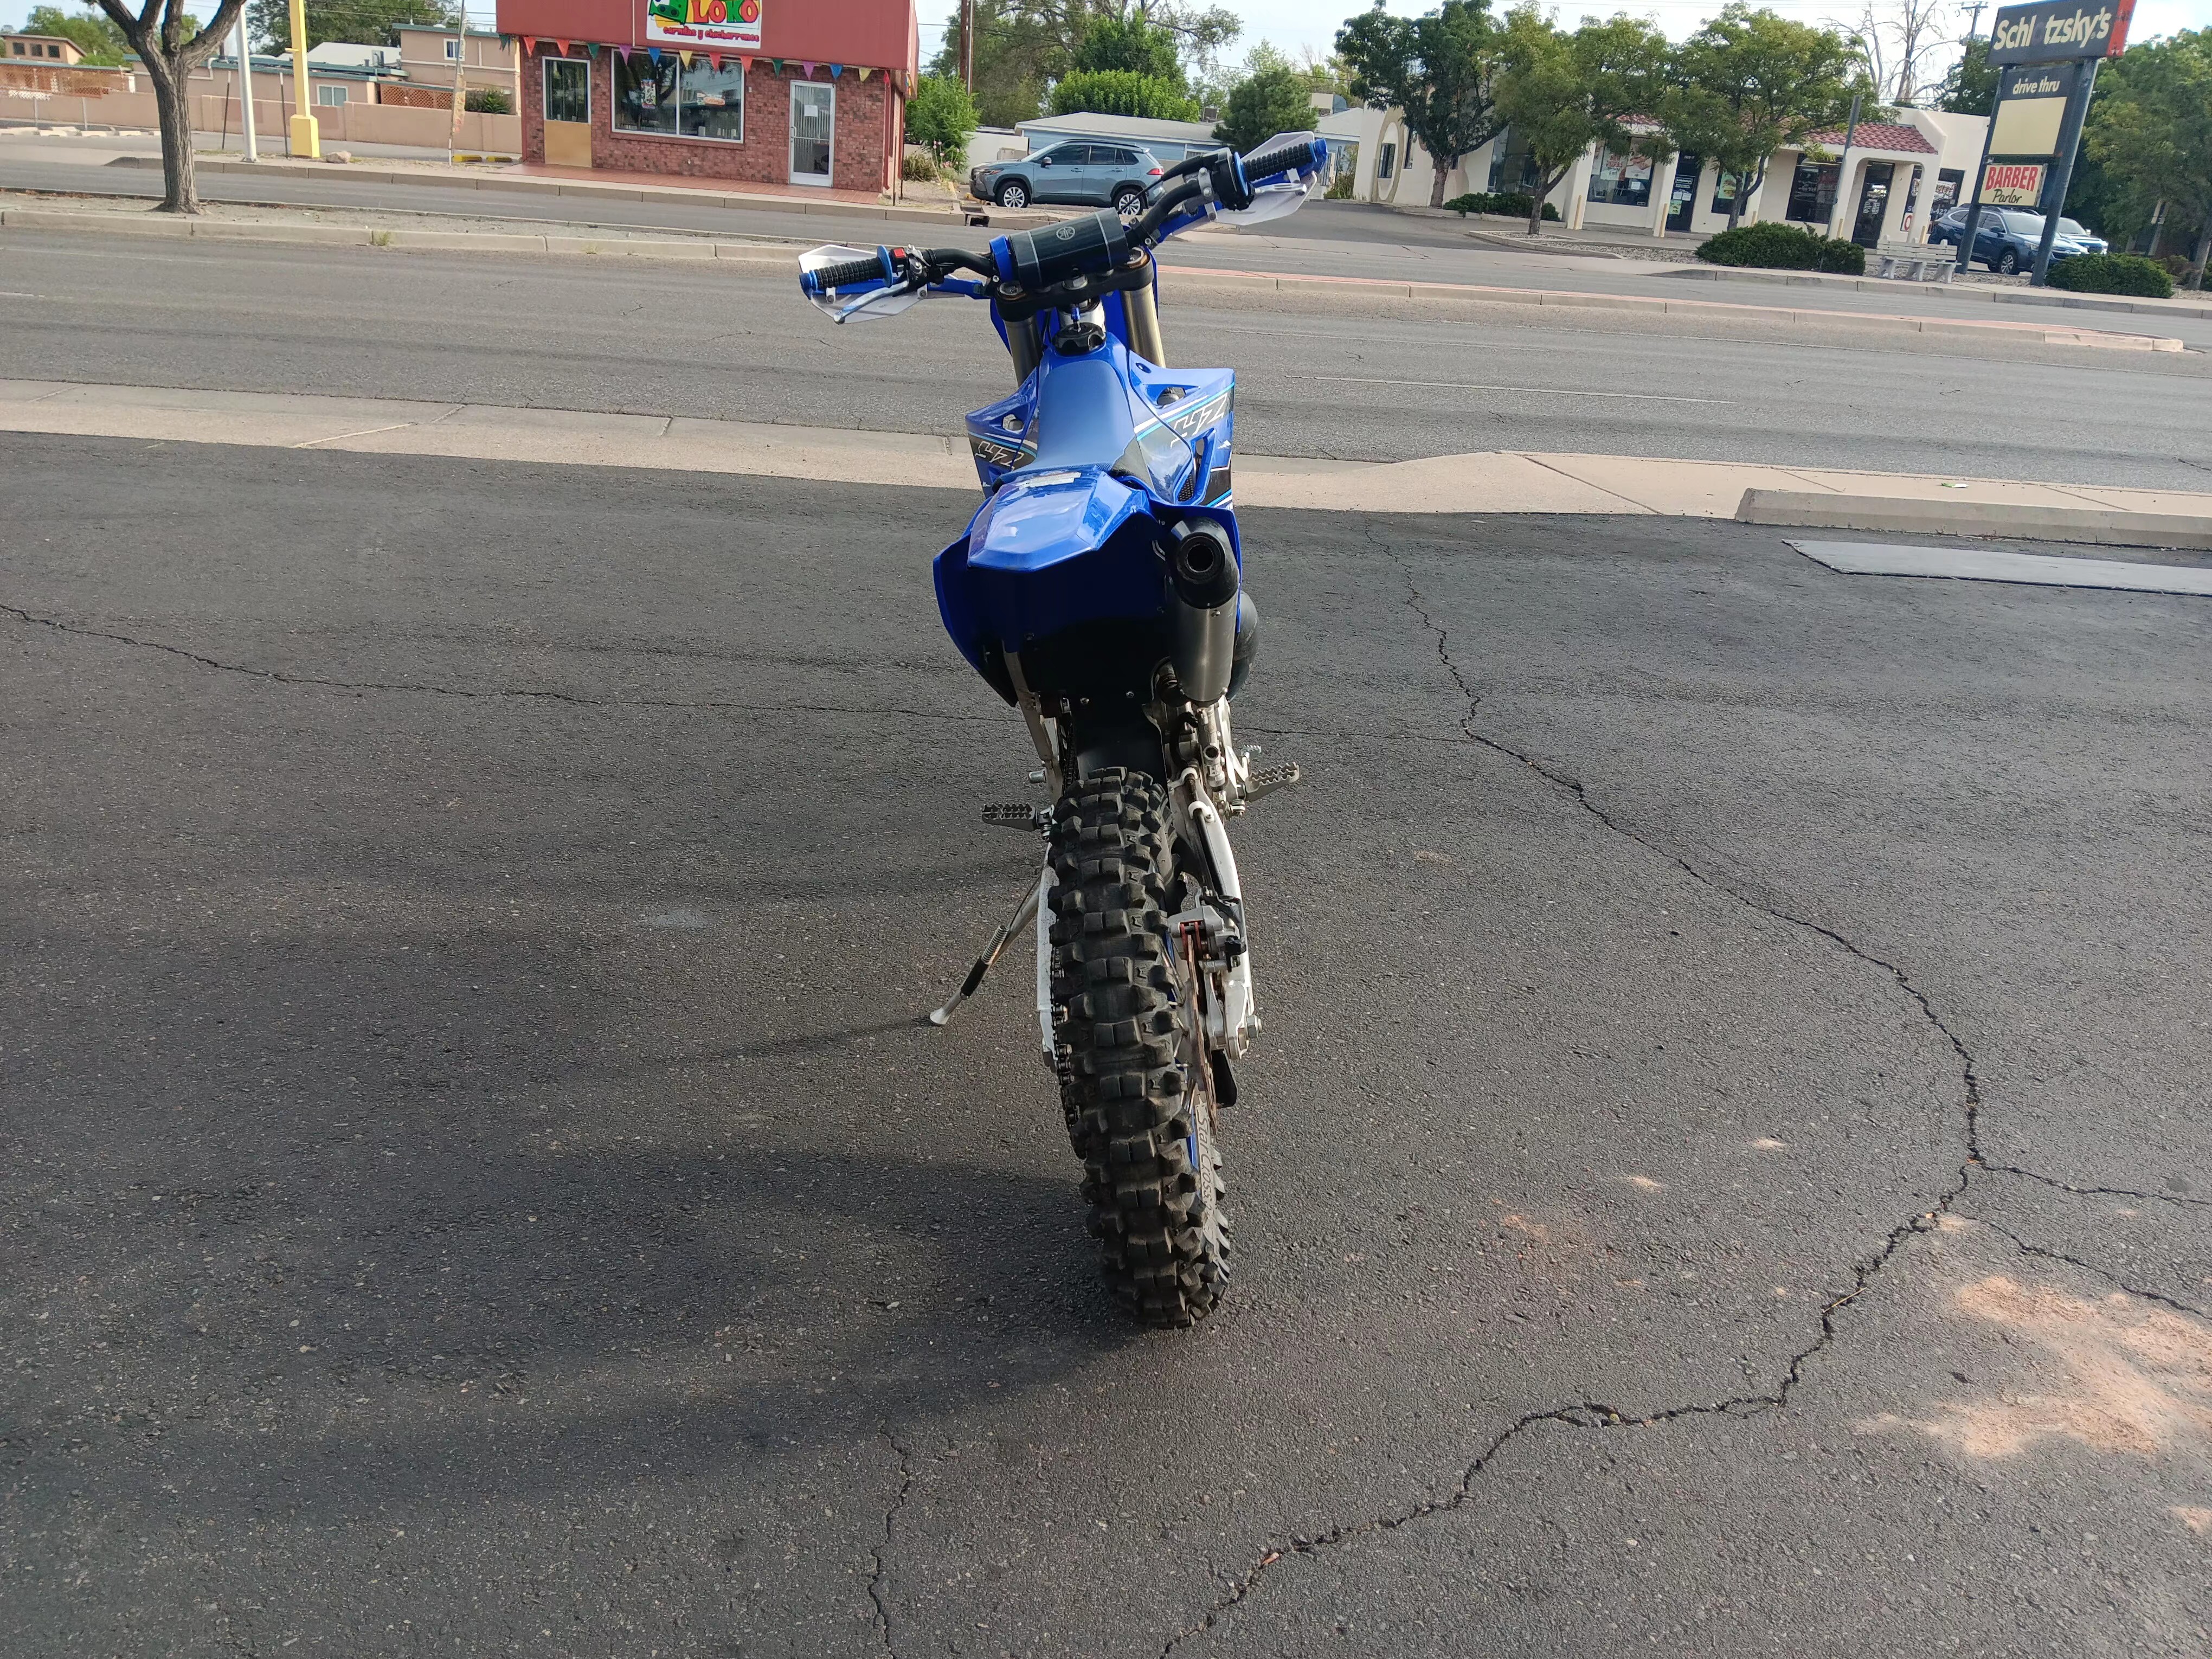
[1442,191,1560,221]
[1047,69,1199,122]
[901,151,944,183]
[1212,64,1315,154]
[1697,221,1863,274]
[907,72,980,170]
[2046,251,2175,298]
[1324,169,1354,200]
[464,87,510,114]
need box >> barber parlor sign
[645,0,762,50]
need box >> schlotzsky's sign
[1989,0,2136,65]
[644,0,762,51]
[1981,162,2048,205]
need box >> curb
[106,152,1061,228]
[1735,488,2212,550]
[1664,263,2212,323]
[1161,264,2189,351]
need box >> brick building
[493,0,915,192]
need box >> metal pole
[287,0,319,158]
[1827,91,1861,241]
[2028,57,2097,287]
[448,7,468,163]
[1953,67,2005,273]
[234,12,258,162]
[961,0,974,93]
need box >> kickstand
[927,870,1045,1027]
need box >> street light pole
[1826,91,1862,241]
[286,0,320,158]
[233,11,258,162]
[448,5,470,163]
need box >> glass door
[1666,152,1700,232]
[1852,160,1894,247]
[789,81,833,187]
[543,57,590,169]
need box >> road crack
[1966,1214,2211,1320]
[869,1432,914,1656]
[1,601,1001,724]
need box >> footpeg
[981,802,1048,830]
[1245,762,1301,801]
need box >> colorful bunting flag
[648,46,661,65]
[520,34,536,54]
[828,63,843,79]
[554,39,571,56]
[584,42,599,59]
[679,50,693,67]
[706,53,721,71]
[801,60,816,76]
[855,66,871,81]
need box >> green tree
[1212,61,1314,151]
[2085,29,2212,290]
[934,2,1238,128]
[1337,0,1505,209]
[1048,67,1199,118]
[908,70,982,170]
[246,0,454,53]
[87,0,247,213]
[22,4,133,63]
[1937,33,1997,113]
[1071,12,1182,85]
[1660,4,1865,229]
[1491,6,1671,235]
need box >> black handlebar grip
[1242,137,1324,183]
[808,253,893,293]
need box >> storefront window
[1376,141,1395,180]
[1786,160,1838,222]
[1586,148,1652,207]
[1710,170,1746,215]
[615,53,678,134]
[678,61,744,140]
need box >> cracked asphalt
[4,436,2211,1656]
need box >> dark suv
[970,141,1166,215]
[1930,206,2107,273]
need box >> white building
[1318,104,1988,245]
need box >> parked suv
[970,142,1166,215]
[1930,206,2107,273]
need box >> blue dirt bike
[798,134,1326,1327]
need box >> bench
[1874,242,1955,283]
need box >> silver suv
[970,141,1166,215]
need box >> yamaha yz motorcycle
[798,134,1326,1327]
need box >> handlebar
[1242,136,1328,186]
[802,250,896,296]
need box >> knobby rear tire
[1048,768,1230,1327]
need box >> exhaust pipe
[1168,523,1239,704]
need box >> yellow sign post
[287,0,320,158]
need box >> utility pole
[448,4,470,163]
[233,11,258,161]
[1963,1,1987,34]
[286,0,319,158]
[961,0,975,93]
[1827,91,1862,242]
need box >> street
[2,234,2210,484]
[5,428,2209,1654]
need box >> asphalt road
[3,234,2209,489]
[7,133,2212,352]
[4,438,2209,1655]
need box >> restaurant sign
[1988,0,2135,65]
[645,0,762,50]
[1980,162,2047,205]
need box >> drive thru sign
[1981,162,2047,204]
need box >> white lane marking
[1302,374,1733,404]
[1790,540,2212,597]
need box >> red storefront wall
[499,0,916,192]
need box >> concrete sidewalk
[8,378,2209,546]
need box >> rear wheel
[996,179,1030,209]
[1049,769,1230,1327]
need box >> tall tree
[1935,31,1996,112]
[1213,60,1314,151]
[1660,4,1865,228]
[1050,67,1199,119]
[1831,0,1951,105]
[1491,6,1672,234]
[91,0,248,212]
[2085,29,2212,290]
[1336,0,1505,209]
[246,0,454,53]
[1071,11,1182,86]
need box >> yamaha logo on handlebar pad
[1000,211,1131,292]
